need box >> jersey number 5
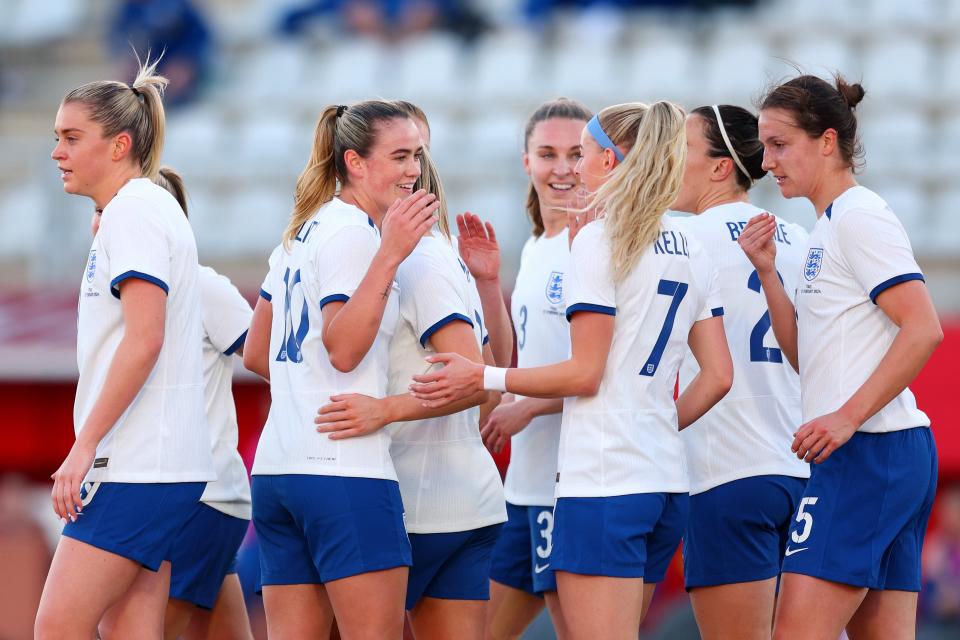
[640,279,688,377]
[747,269,784,363]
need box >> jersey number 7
[639,279,688,377]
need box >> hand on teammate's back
[379,190,439,265]
[737,212,778,275]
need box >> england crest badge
[85,250,97,283]
[545,271,564,304]
[804,248,824,281]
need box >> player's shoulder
[399,236,460,284]
[829,186,893,227]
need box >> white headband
[711,105,751,182]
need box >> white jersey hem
[251,466,397,481]
[202,499,253,520]
[556,481,689,498]
[404,512,508,535]
[85,471,216,483]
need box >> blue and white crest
[804,248,824,281]
[545,271,564,304]
[85,250,97,283]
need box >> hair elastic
[711,105,751,181]
[586,115,625,162]
[336,104,348,118]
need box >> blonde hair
[284,99,411,249]
[523,98,592,237]
[393,100,450,241]
[590,101,687,281]
[63,53,168,179]
[154,166,189,217]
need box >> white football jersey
[75,178,213,483]
[677,203,810,495]
[796,186,929,433]
[388,234,506,534]
[556,217,722,498]
[252,198,400,479]
[197,266,253,519]
[504,230,570,506]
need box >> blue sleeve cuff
[223,329,248,356]
[420,313,474,347]
[482,334,490,346]
[110,271,169,299]
[565,303,616,322]
[711,307,724,317]
[259,288,272,302]
[869,273,925,304]
[319,294,350,309]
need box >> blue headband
[587,115,624,162]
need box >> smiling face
[523,117,587,215]
[348,116,423,215]
[759,107,826,200]
[51,101,117,199]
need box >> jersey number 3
[640,279,688,377]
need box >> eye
[540,152,555,159]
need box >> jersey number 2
[747,270,784,363]
[639,279,688,377]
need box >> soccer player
[483,97,591,640]
[312,112,507,638]
[242,100,439,639]
[410,101,734,639]
[37,58,214,640]
[670,105,810,639]
[739,74,942,639]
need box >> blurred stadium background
[0,1,958,638]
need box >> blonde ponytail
[62,52,168,179]
[283,100,411,250]
[284,106,340,249]
[415,147,451,241]
[590,101,687,282]
[154,165,189,216]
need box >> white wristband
[483,366,508,392]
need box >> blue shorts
[782,427,937,592]
[489,502,557,595]
[252,475,411,586]
[406,523,503,610]
[62,481,205,572]
[684,474,807,589]
[168,503,250,609]
[551,493,688,581]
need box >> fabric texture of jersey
[252,198,399,479]
[504,230,570,506]
[489,502,558,594]
[550,493,689,581]
[252,475,411,586]
[781,428,937,591]
[677,204,810,494]
[387,234,505,533]
[683,474,806,589]
[405,524,503,610]
[197,266,253,519]
[75,178,212,483]
[558,218,722,498]
[796,186,930,433]
[168,502,249,608]
[62,481,205,571]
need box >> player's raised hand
[738,212,778,275]
[409,352,484,408]
[50,440,95,522]
[456,212,500,281]
[379,190,440,265]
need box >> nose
[51,141,65,161]
[761,147,774,172]
[555,157,574,177]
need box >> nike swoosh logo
[784,547,808,557]
[534,564,550,574]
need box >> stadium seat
[471,31,543,103]
[0,183,43,257]
[866,0,939,32]
[4,0,86,46]
[857,108,932,179]
[625,32,699,106]
[394,34,465,105]
[862,36,935,104]
[304,38,391,104]
[779,37,859,79]
[222,187,289,255]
